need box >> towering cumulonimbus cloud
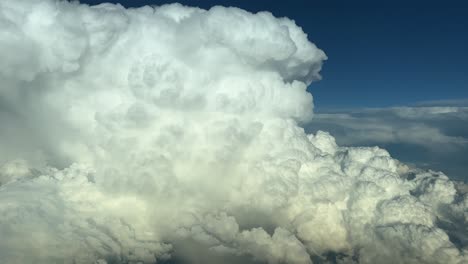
[0,1,466,263]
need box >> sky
[80,0,468,109]
[0,1,467,263]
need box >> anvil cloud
[0,1,466,263]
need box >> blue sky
[81,0,468,110]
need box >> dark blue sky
[80,0,468,110]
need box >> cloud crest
[0,1,466,264]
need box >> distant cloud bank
[308,105,468,181]
[0,1,466,263]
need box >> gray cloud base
[0,1,466,263]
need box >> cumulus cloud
[0,1,466,264]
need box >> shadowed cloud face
[0,1,467,264]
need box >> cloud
[0,1,466,264]
[415,98,468,107]
[307,105,468,181]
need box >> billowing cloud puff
[0,1,466,264]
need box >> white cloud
[312,107,468,148]
[308,105,468,181]
[0,1,466,263]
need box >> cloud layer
[0,1,466,263]
[308,106,468,181]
